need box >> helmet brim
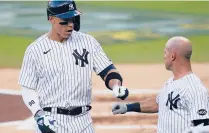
[55,10,81,19]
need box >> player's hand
[112,103,128,115]
[34,110,57,133]
[112,85,129,100]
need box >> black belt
[43,105,92,116]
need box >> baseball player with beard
[19,1,129,133]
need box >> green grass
[0,1,209,67]
[0,35,208,68]
[77,1,209,15]
[0,35,33,68]
[15,1,209,15]
[101,35,209,63]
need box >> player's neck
[172,62,192,80]
[48,30,67,43]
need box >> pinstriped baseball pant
[36,111,94,133]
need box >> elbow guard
[105,72,123,90]
[99,64,116,80]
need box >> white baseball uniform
[19,30,113,133]
[157,73,209,133]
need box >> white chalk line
[0,117,36,130]
[95,125,157,129]
[0,88,158,130]
[0,117,156,130]
[0,121,22,127]
[0,88,159,95]
[93,88,159,94]
[0,115,157,130]
[0,88,21,95]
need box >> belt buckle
[67,106,91,116]
[69,107,82,115]
[51,107,57,114]
[67,110,72,115]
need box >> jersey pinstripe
[157,73,209,133]
[19,31,112,108]
[19,31,112,133]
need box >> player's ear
[171,52,176,61]
[48,16,55,24]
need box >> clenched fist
[112,85,129,100]
[112,103,128,115]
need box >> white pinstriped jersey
[157,73,209,133]
[18,31,112,108]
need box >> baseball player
[112,36,209,133]
[19,1,129,133]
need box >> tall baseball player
[112,36,209,133]
[19,1,129,133]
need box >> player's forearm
[108,78,122,89]
[127,95,158,113]
[140,96,158,113]
[21,86,42,115]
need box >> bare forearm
[140,94,158,113]
[108,79,121,89]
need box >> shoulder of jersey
[25,33,48,51]
[187,73,208,92]
[22,33,48,55]
[72,30,94,40]
[165,76,174,84]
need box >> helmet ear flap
[47,9,50,20]
[73,15,80,31]
[47,7,54,20]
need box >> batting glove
[112,85,129,100]
[34,110,57,133]
[112,103,127,115]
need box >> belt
[43,105,92,116]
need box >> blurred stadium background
[0,1,209,133]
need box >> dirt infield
[0,63,208,133]
[1,64,209,90]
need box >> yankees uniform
[19,1,129,133]
[157,73,209,133]
[19,31,112,133]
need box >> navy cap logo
[69,4,74,10]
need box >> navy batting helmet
[47,0,81,31]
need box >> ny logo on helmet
[69,4,74,10]
[72,49,89,67]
